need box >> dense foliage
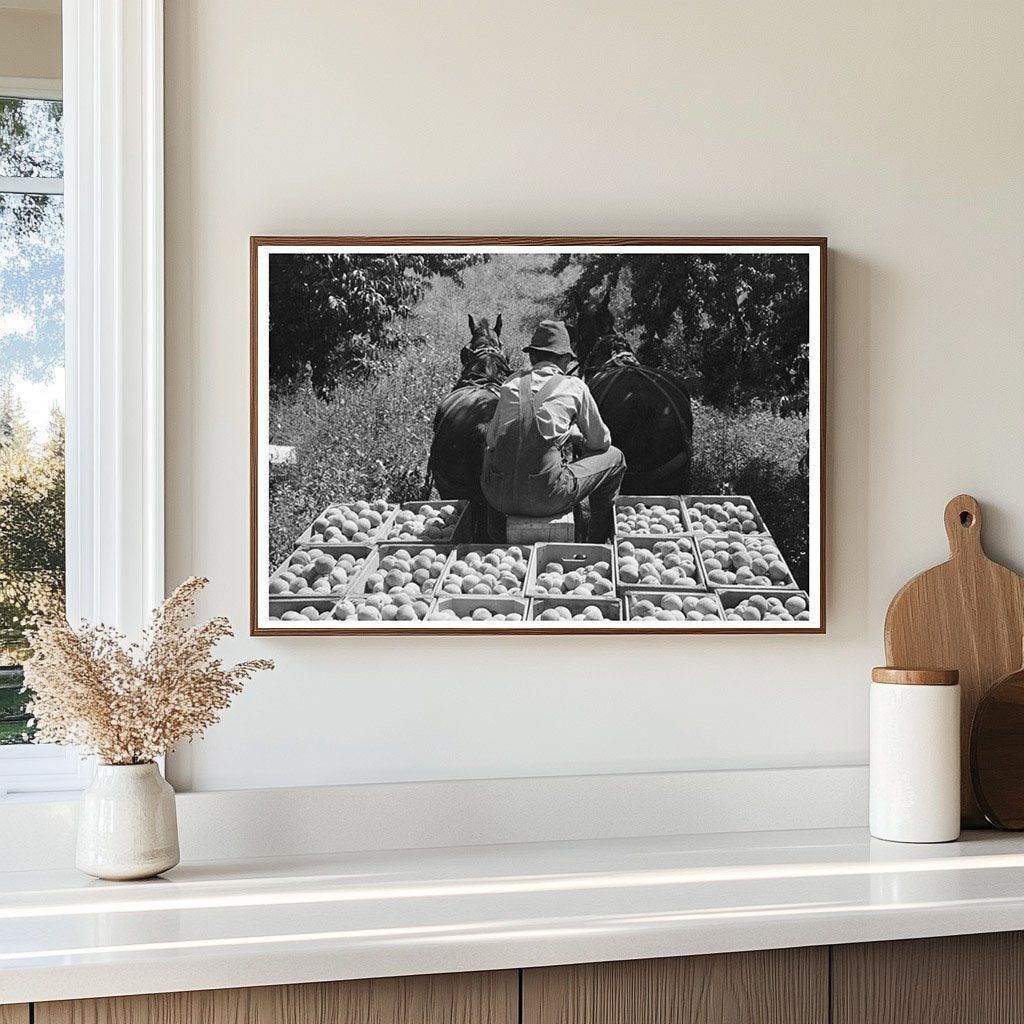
[269,253,488,393]
[554,252,811,411]
[0,396,64,664]
[0,398,65,742]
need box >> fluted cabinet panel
[35,972,518,1024]
[522,948,828,1024]
[832,933,1024,1024]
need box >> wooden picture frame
[251,237,826,635]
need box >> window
[0,79,81,795]
[0,6,166,796]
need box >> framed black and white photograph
[251,237,826,634]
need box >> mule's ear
[494,313,503,336]
[467,314,476,334]
[601,284,612,307]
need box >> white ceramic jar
[76,762,180,880]
[870,667,961,843]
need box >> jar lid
[871,666,959,686]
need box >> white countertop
[4,826,1024,1004]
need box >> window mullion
[0,176,64,195]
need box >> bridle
[571,330,634,379]
[454,339,510,395]
[467,328,502,354]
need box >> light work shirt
[485,363,612,452]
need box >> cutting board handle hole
[960,511,974,527]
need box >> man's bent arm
[577,388,612,452]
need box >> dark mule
[427,315,511,537]
[570,287,694,494]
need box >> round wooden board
[971,663,1024,829]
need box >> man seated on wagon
[481,320,626,543]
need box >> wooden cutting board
[884,494,1024,826]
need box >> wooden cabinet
[15,933,1024,1024]
[522,948,828,1024]
[831,932,1024,1024]
[34,972,518,1024]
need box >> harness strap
[453,376,501,395]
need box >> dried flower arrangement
[23,577,273,765]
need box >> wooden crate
[507,510,575,544]
[295,502,397,546]
[350,543,455,598]
[267,596,341,623]
[428,595,530,622]
[614,534,708,594]
[682,493,769,535]
[613,495,689,537]
[383,499,472,544]
[529,596,623,621]
[269,544,374,601]
[625,590,725,622]
[718,588,811,622]
[526,542,617,598]
[338,592,434,622]
[694,534,799,590]
[436,544,534,598]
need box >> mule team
[427,288,695,543]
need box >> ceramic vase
[76,762,180,880]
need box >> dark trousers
[568,445,627,542]
[487,445,626,544]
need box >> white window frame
[0,0,165,797]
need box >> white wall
[164,1,1024,792]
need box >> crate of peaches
[719,589,811,623]
[683,496,767,536]
[331,592,433,623]
[351,543,453,600]
[530,597,623,622]
[429,595,529,623]
[696,533,796,589]
[269,597,342,624]
[269,545,372,604]
[525,543,617,599]
[613,496,689,537]
[383,500,471,543]
[615,536,706,592]
[626,591,724,623]
[438,545,532,598]
[297,499,395,545]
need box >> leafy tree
[0,397,65,669]
[555,252,810,410]
[269,252,488,393]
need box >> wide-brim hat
[523,319,573,357]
